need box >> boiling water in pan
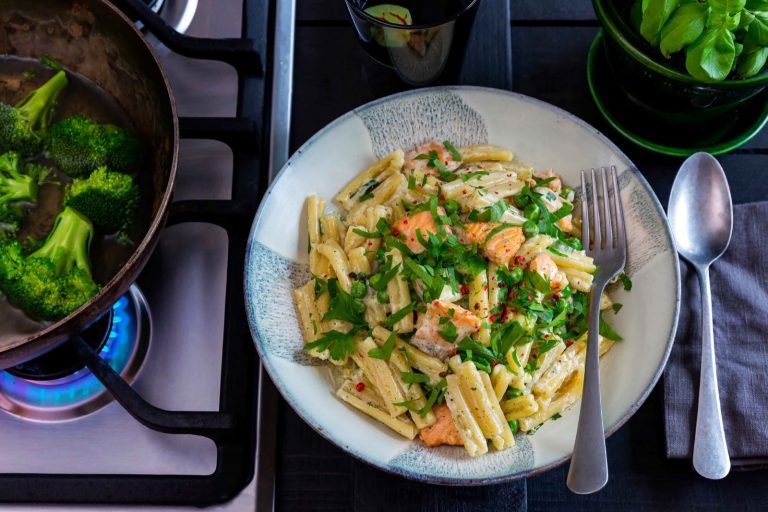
[0,58,150,345]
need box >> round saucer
[587,31,768,156]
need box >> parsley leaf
[368,330,397,360]
[438,321,458,342]
[322,280,366,326]
[477,200,508,222]
[460,170,490,182]
[305,327,362,361]
[386,302,417,329]
[619,272,632,291]
[443,140,462,161]
[401,371,430,385]
[356,179,379,202]
[353,227,382,239]
[407,175,416,190]
[369,262,401,291]
[599,311,623,341]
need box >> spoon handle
[692,265,730,479]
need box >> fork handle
[692,265,730,479]
[567,283,609,494]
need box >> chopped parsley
[619,272,632,291]
[368,330,397,361]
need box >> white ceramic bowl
[245,86,680,485]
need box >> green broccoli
[0,70,68,156]
[0,204,19,243]
[47,115,141,176]
[63,166,139,233]
[0,206,100,320]
[0,151,38,204]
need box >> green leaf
[527,270,552,294]
[369,262,401,291]
[353,227,383,239]
[368,330,397,360]
[401,371,430,385]
[659,2,708,57]
[619,272,633,291]
[322,282,367,326]
[438,320,458,342]
[709,0,746,14]
[386,302,416,329]
[407,175,416,190]
[599,312,623,341]
[685,26,736,81]
[737,46,768,76]
[460,170,490,182]
[305,327,361,361]
[746,0,768,9]
[748,11,768,47]
[640,0,682,45]
[442,140,462,161]
[478,200,508,222]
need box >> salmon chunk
[535,186,573,233]
[529,253,568,292]
[419,404,464,448]
[411,300,482,360]
[404,141,460,175]
[392,209,450,254]
[463,222,525,265]
[534,169,562,193]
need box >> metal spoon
[668,152,732,480]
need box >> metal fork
[566,166,627,494]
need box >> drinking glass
[344,0,482,86]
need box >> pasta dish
[293,141,622,457]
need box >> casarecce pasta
[293,140,625,457]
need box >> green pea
[369,273,382,289]
[523,220,539,238]
[377,290,390,304]
[565,237,582,250]
[514,194,529,208]
[508,419,520,434]
[509,266,524,284]
[524,203,540,220]
[351,281,366,299]
[443,199,459,215]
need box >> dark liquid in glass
[348,0,480,85]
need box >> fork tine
[580,170,589,250]
[600,167,613,249]
[611,165,626,254]
[590,168,601,250]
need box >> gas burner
[0,285,151,422]
[138,0,199,35]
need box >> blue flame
[0,295,137,408]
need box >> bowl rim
[592,0,768,88]
[245,85,681,485]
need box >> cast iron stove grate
[0,0,274,506]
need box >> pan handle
[112,0,262,73]
[72,335,238,440]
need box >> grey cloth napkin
[664,201,768,468]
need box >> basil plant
[638,0,768,81]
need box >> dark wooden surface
[278,1,768,510]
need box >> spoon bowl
[668,153,733,266]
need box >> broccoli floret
[0,70,68,156]
[63,166,139,233]
[0,151,38,204]
[47,115,141,177]
[0,204,19,243]
[0,207,99,320]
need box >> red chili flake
[565,339,575,347]
[439,195,445,201]
[355,382,365,392]
[433,300,440,306]
[491,359,500,368]
[506,173,512,177]
[367,242,373,247]
[514,255,526,266]
[494,191,500,195]
[473,303,480,309]
[553,294,561,301]
[483,284,489,291]
[527,294,534,301]
[489,315,496,323]
[448,348,458,357]
[348,272,357,279]
[402,219,409,224]
[462,190,468,195]
[390,229,398,236]
[439,371,449,378]
[460,284,469,295]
